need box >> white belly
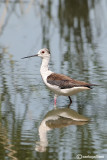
[46,82,90,96]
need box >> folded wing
[47,73,96,89]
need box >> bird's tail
[86,83,99,89]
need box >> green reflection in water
[0,47,39,160]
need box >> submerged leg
[68,96,72,107]
[54,94,57,108]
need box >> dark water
[0,0,107,160]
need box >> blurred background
[0,0,107,160]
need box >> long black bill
[21,54,38,59]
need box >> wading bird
[22,48,97,107]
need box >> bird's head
[22,48,50,59]
[38,48,50,58]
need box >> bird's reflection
[35,106,89,152]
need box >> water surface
[0,0,107,160]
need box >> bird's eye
[42,51,45,53]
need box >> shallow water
[0,0,107,160]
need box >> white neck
[40,56,50,73]
[40,56,53,81]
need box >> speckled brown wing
[47,73,96,89]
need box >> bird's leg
[54,94,57,108]
[68,96,72,108]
